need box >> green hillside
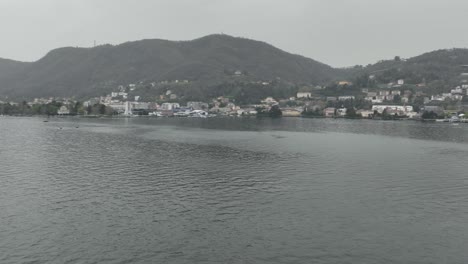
[0,34,340,99]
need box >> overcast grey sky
[1,0,467,67]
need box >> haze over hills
[0,34,467,100]
[0,34,341,99]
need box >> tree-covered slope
[0,34,340,99]
[352,49,468,92]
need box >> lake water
[1,117,467,264]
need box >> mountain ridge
[0,34,342,99]
[1,35,468,100]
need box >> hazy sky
[1,0,468,67]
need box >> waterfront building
[160,103,180,111]
[324,107,336,117]
[57,106,70,115]
[372,105,414,114]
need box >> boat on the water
[174,111,190,117]
[189,110,208,118]
[148,111,163,117]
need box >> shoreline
[2,114,468,124]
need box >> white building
[338,96,355,101]
[431,95,446,101]
[132,102,149,109]
[451,88,463,94]
[261,97,278,105]
[57,106,70,115]
[366,96,383,104]
[160,103,180,111]
[296,92,312,99]
[372,105,414,114]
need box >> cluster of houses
[430,86,468,101]
[7,75,468,119]
[19,91,458,119]
[319,105,417,119]
[363,89,407,104]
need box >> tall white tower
[124,101,132,116]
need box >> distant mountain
[0,34,342,99]
[2,35,468,100]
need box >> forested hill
[0,58,29,80]
[352,49,468,93]
[0,34,341,99]
[1,36,468,100]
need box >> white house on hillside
[296,92,312,99]
[338,96,355,101]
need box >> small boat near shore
[148,111,163,117]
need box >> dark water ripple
[1,117,468,263]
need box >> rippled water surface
[1,117,467,263]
